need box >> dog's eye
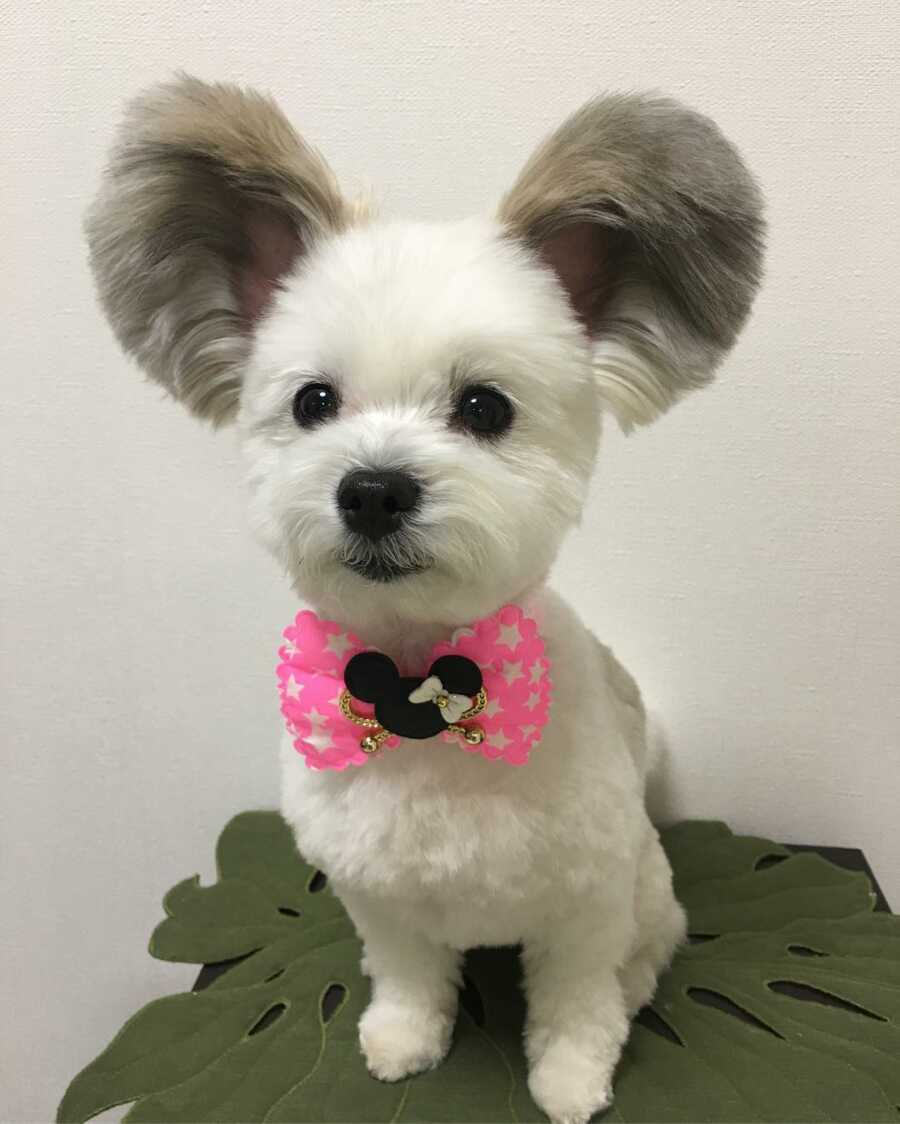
[455,386,513,438]
[292,382,340,428]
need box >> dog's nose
[336,469,422,542]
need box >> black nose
[336,469,422,542]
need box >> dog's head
[87,77,763,626]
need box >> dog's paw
[528,1037,614,1124]
[359,999,453,1082]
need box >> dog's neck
[335,613,453,671]
[304,582,544,672]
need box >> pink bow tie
[277,604,552,771]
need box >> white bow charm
[408,675,473,725]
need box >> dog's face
[86,79,763,627]
[240,218,598,624]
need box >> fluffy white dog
[86,77,763,1123]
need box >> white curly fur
[241,218,687,1123]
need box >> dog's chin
[342,555,429,584]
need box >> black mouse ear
[344,652,400,703]
[428,654,482,697]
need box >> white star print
[484,697,503,718]
[282,640,297,657]
[487,729,511,751]
[329,690,345,711]
[501,660,524,685]
[284,677,304,701]
[307,731,334,752]
[525,691,542,711]
[529,662,544,685]
[307,708,329,732]
[325,631,353,659]
[521,724,537,739]
[498,621,522,650]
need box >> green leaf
[59,815,899,1123]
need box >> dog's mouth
[341,554,430,584]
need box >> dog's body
[280,586,685,1117]
[86,77,763,1123]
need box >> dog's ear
[85,75,349,424]
[499,95,765,428]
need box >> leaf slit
[248,1002,287,1037]
[634,1005,683,1046]
[768,980,886,1021]
[308,870,327,893]
[687,987,782,1038]
[755,853,789,870]
[321,983,347,1023]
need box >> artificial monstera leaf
[59,815,899,1124]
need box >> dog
[86,76,763,1124]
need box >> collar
[277,603,552,771]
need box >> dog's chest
[278,589,643,941]
[281,734,564,904]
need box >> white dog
[86,76,763,1124]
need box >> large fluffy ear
[499,95,765,428]
[85,75,349,423]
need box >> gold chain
[339,687,488,754]
[447,688,487,744]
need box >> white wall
[2,1,898,1118]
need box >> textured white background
[2,1,898,1118]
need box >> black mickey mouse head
[344,652,483,740]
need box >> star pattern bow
[277,604,552,771]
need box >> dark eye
[455,385,513,437]
[292,382,340,428]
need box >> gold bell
[360,734,381,754]
[463,726,485,745]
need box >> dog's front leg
[523,913,631,1124]
[341,891,462,1082]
